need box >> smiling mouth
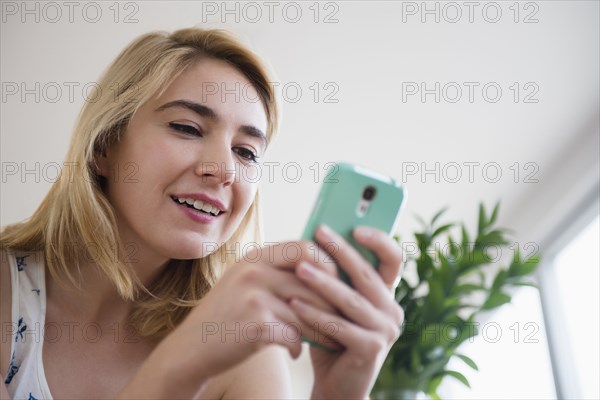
[171,196,223,216]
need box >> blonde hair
[0,27,278,338]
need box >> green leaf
[452,283,485,295]
[469,248,491,266]
[508,259,520,278]
[432,223,454,238]
[426,375,444,397]
[461,318,479,342]
[444,370,471,388]
[415,232,432,251]
[442,296,460,309]
[489,202,500,226]
[511,281,539,289]
[492,269,508,291]
[525,253,541,265]
[517,261,539,277]
[417,256,433,282]
[439,253,455,294]
[478,230,509,247]
[396,279,413,302]
[512,247,522,265]
[423,276,445,322]
[478,271,486,285]
[456,354,479,370]
[431,207,449,226]
[410,346,422,372]
[461,224,470,247]
[523,253,541,269]
[415,213,428,228]
[482,291,511,310]
[447,235,461,261]
[478,203,487,233]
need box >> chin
[162,235,223,260]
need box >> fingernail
[319,224,334,238]
[354,226,373,239]
[297,261,316,279]
[290,297,306,309]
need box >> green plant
[372,203,540,399]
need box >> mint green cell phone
[301,162,406,286]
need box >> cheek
[108,135,183,209]
[232,178,259,217]
[131,133,185,181]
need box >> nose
[194,142,236,187]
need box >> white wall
[1,1,598,397]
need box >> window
[439,286,556,399]
[438,210,600,399]
[551,214,599,399]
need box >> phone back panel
[301,163,405,283]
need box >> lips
[171,194,226,217]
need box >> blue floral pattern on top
[15,317,27,342]
[6,251,48,399]
[16,255,29,271]
[4,350,19,384]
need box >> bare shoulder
[0,248,13,378]
[221,346,292,399]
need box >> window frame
[535,185,600,399]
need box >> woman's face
[98,58,268,262]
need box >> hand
[289,224,405,399]
[153,241,342,387]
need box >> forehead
[153,58,268,132]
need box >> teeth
[174,196,220,216]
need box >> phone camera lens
[363,186,376,201]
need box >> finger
[306,244,340,279]
[295,259,404,330]
[289,297,398,365]
[240,265,336,315]
[214,288,304,360]
[264,296,304,359]
[243,289,341,359]
[314,225,390,307]
[265,295,343,353]
[352,226,404,291]
[244,240,339,279]
[295,261,385,332]
[269,269,338,314]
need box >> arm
[118,241,334,399]
[1,374,10,400]
[221,346,292,399]
[117,324,293,400]
[116,329,213,399]
[1,250,12,400]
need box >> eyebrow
[155,99,267,146]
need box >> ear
[93,148,111,178]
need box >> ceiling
[1,1,599,249]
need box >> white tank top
[4,249,53,400]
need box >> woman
[0,27,404,399]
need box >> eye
[169,122,202,137]
[233,147,259,163]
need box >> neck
[45,244,169,327]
